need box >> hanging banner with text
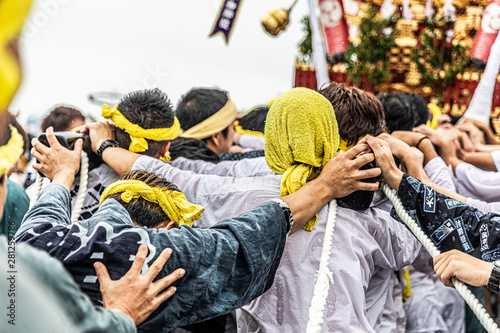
[209,0,243,44]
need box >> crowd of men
[1,77,500,333]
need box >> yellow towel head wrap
[426,104,441,130]
[102,104,180,153]
[100,179,204,227]
[0,125,24,177]
[0,0,34,113]
[180,99,237,140]
[265,87,340,231]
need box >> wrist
[94,138,113,153]
[384,168,404,190]
[108,306,138,326]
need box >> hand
[433,249,493,288]
[363,136,403,189]
[31,127,82,190]
[318,142,381,199]
[95,243,185,326]
[457,121,484,148]
[80,122,115,153]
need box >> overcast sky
[11,0,310,125]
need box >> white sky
[11,0,310,125]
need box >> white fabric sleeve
[171,157,273,177]
[455,162,500,202]
[491,150,500,172]
[238,134,265,151]
[424,156,456,191]
[466,197,500,215]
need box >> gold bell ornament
[261,0,299,36]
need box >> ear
[208,133,222,148]
[154,141,171,159]
[155,220,177,230]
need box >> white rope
[381,183,500,333]
[29,151,89,225]
[70,151,88,224]
[305,199,337,333]
[29,173,44,208]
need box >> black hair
[116,88,175,156]
[377,92,415,133]
[410,93,431,127]
[175,88,230,140]
[169,137,220,163]
[41,106,85,132]
[106,170,180,228]
[238,106,269,134]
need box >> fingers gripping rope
[70,151,88,223]
[30,152,89,224]
[381,183,500,333]
[306,199,337,333]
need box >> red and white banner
[317,0,349,56]
[471,0,500,62]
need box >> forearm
[281,177,334,234]
[102,147,140,175]
[418,140,439,166]
[459,151,497,171]
[475,143,500,153]
[16,184,72,238]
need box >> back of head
[176,88,228,131]
[41,106,85,132]
[377,92,415,133]
[410,93,430,127]
[265,87,339,231]
[115,88,175,156]
[104,171,179,228]
[169,137,219,163]
[319,83,386,147]
[237,106,269,134]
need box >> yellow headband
[0,0,34,114]
[265,88,339,231]
[100,179,204,227]
[426,104,441,130]
[234,121,264,137]
[0,125,24,177]
[180,99,237,140]
[102,104,180,153]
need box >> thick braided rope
[70,151,88,224]
[29,172,44,208]
[305,199,337,333]
[381,183,500,333]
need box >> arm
[457,151,497,172]
[83,122,140,175]
[171,156,273,177]
[389,131,438,166]
[238,134,265,151]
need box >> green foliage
[298,15,312,64]
[344,6,396,90]
[412,16,470,104]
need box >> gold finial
[261,0,299,36]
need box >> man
[0,122,182,332]
[176,87,236,155]
[85,87,423,332]
[64,88,180,220]
[20,124,357,332]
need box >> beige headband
[180,99,237,140]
